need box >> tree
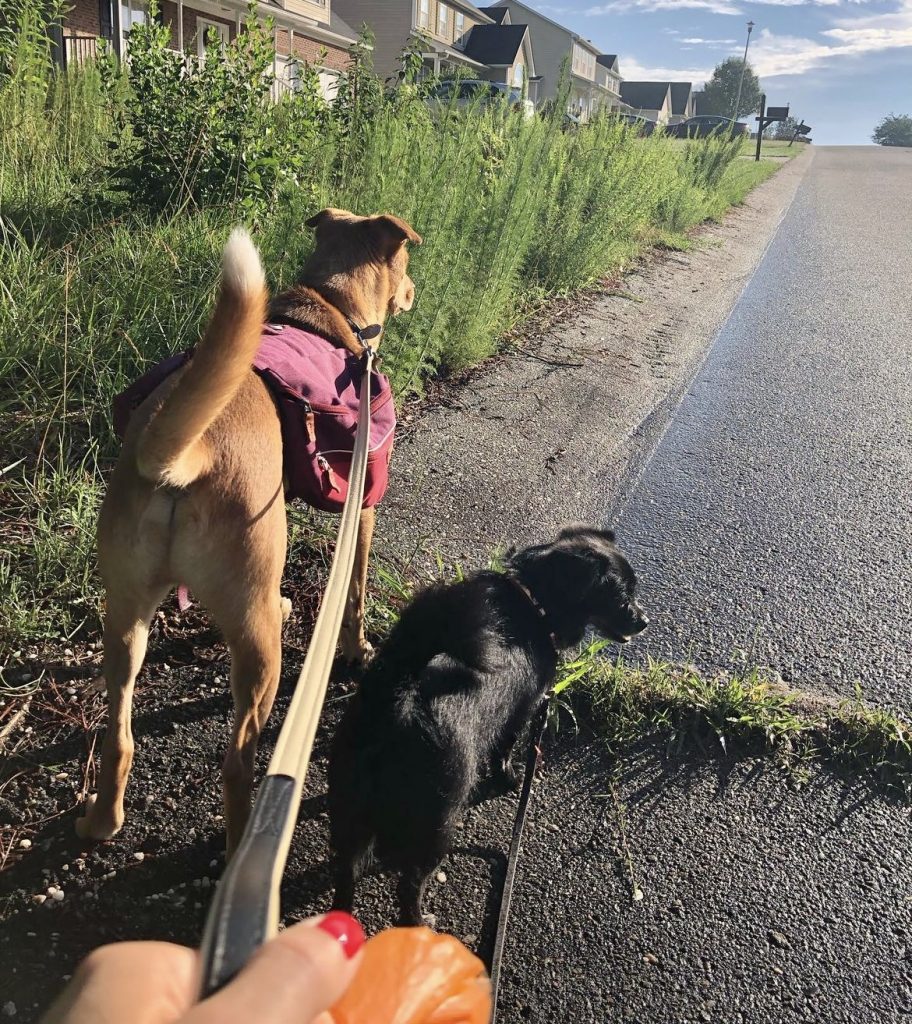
[872,114,912,147]
[772,115,799,140]
[700,56,762,120]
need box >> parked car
[426,80,535,120]
[614,112,657,136]
[674,115,750,139]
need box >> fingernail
[318,911,365,960]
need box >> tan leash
[198,346,376,997]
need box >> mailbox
[766,106,790,121]
[796,123,811,135]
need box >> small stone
[642,953,660,966]
[61,864,69,872]
[133,852,145,862]
[462,933,478,944]
[632,887,644,902]
[64,649,74,658]
[18,839,31,850]
[201,877,211,889]
[46,885,58,896]
[209,859,219,868]
[436,871,447,883]
[66,687,77,696]
[2,1001,16,1017]
[768,930,790,949]
[51,889,65,902]
[32,895,47,905]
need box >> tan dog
[78,209,421,854]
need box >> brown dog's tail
[136,228,267,487]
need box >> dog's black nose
[630,605,649,633]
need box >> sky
[527,0,912,143]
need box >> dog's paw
[75,794,123,841]
[340,636,374,669]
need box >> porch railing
[64,34,101,65]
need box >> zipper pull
[317,454,341,493]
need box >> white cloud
[620,55,715,83]
[586,0,742,15]
[750,3,912,78]
[680,36,739,43]
[620,0,912,87]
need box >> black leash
[489,698,550,1021]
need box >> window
[454,11,465,46]
[197,17,229,57]
[120,0,147,31]
[512,62,523,87]
[417,0,429,29]
[571,42,595,80]
[437,2,449,39]
[118,0,146,55]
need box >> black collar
[505,574,559,654]
[344,315,383,350]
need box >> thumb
[185,913,364,1024]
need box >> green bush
[0,17,764,648]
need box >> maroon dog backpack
[112,323,396,513]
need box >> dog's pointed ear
[371,214,423,249]
[305,208,352,231]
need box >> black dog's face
[510,525,648,647]
[589,541,649,644]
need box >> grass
[331,552,912,805]
[0,19,791,654]
[555,643,912,801]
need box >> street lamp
[732,20,755,121]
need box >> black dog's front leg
[492,728,523,792]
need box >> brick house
[55,0,359,97]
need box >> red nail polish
[318,911,365,959]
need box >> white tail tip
[222,227,265,296]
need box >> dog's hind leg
[397,865,435,927]
[76,585,166,840]
[331,842,370,914]
[219,593,283,857]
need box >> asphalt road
[618,145,912,714]
[497,147,912,1023]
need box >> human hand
[41,911,364,1024]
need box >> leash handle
[197,775,295,996]
[489,699,550,1020]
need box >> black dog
[327,525,648,924]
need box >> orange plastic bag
[327,927,491,1024]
